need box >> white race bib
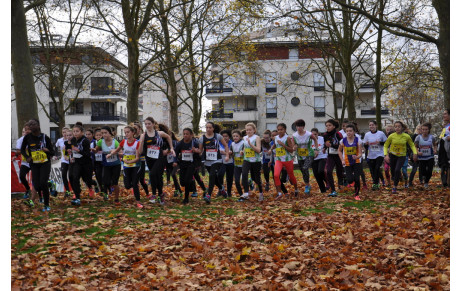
[370,142,380,152]
[263,150,272,159]
[206,149,218,161]
[420,146,431,156]
[73,151,82,158]
[182,150,193,162]
[106,153,118,163]
[329,147,338,154]
[167,153,175,163]
[95,152,103,161]
[147,145,160,159]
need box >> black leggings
[299,157,313,184]
[19,165,31,191]
[166,162,181,192]
[94,161,103,191]
[345,163,361,196]
[326,155,344,192]
[389,154,407,188]
[218,163,234,194]
[234,166,243,195]
[440,164,449,187]
[138,161,149,195]
[102,165,121,193]
[179,163,195,200]
[409,160,419,184]
[262,163,271,185]
[30,162,51,206]
[206,163,222,196]
[242,161,263,193]
[368,157,384,185]
[123,166,140,201]
[191,164,206,193]
[312,159,327,193]
[146,157,165,196]
[71,162,93,199]
[419,159,434,184]
[60,163,70,192]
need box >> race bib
[276,147,286,157]
[147,145,160,159]
[206,149,218,161]
[390,144,403,155]
[369,142,380,152]
[420,146,431,156]
[31,150,48,163]
[263,150,272,159]
[123,155,136,167]
[245,148,255,158]
[234,156,243,166]
[345,147,357,156]
[72,150,82,158]
[167,153,175,163]
[298,148,309,157]
[181,150,193,162]
[329,147,338,154]
[106,153,118,163]
[95,152,103,161]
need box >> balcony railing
[266,112,277,118]
[90,89,127,97]
[206,110,233,119]
[66,110,127,122]
[361,108,389,116]
[206,87,233,94]
[360,83,375,89]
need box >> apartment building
[205,27,390,134]
[11,46,142,146]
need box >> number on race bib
[276,147,286,157]
[370,143,380,152]
[123,155,136,167]
[72,150,82,158]
[420,146,431,156]
[234,156,243,166]
[329,147,338,154]
[390,144,403,155]
[167,153,175,163]
[345,147,356,155]
[147,145,160,159]
[263,150,272,160]
[181,150,193,162]
[206,149,218,161]
[106,153,118,163]
[31,150,48,163]
[245,148,255,158]
[95,152,103,161]
[298,148,308,157]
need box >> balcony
[361,108,390,116]
[66,111,127,124]
[358,83,375,92]
[206,111,234,119]
[88,89,127,101]
[91,111,127,122]
[206,87,233,94]
[233,109,258,121]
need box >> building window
[246,96,257,110]
[334,72,342,83]
[313,72,325,91]
[266,97,277,118]
[50,127,60,145]
[91,102,114,116]
[49,102,60,123]
[314,96,325,117]
[289,48,299,60]
[335,93,343,109]
[74,76,83,89]
[314,122,326,133]
[49,78,60,97]
[265,72,277,93]
[245,72,256,85]
[291,97,300,106]
[70,100,84,114]
[91,77,114,94]
[291,71,300,81]
[266,123,277,131]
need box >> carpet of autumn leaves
[12,170,449,290]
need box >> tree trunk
[167,67,179,133]
[127,43,140,124]
[375,0,384,130]
[12,0,39,137]
[432,0,449,109]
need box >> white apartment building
[205,27,390,134]
[11,46,142,146]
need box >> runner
[384,121,418,194]
[323,119,344,197]
[438,109,450,188]
[363,120,387,190]
[231,130,244,197]
[338,124,363,200]
[94,126,121,203]
[217,129,234,198]
[269,129,289,195]
[160,124,181,198]
[20,119,55,211]
[174,128,202,204]
[133,123,150,198]
[383,124,395,186]
[408,125,421,187]
[239,123,264,202]
[311,128,328,193]
[17,125,34,201]
[198,122,229,204]
[138,117,175,205]
[261,130,273,192]
[415,123,437,188]
[108,126,143,208]
[69,125,95,206]
[272,123,298,200]
[292,119,318,196]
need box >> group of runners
[15,109,450,212]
